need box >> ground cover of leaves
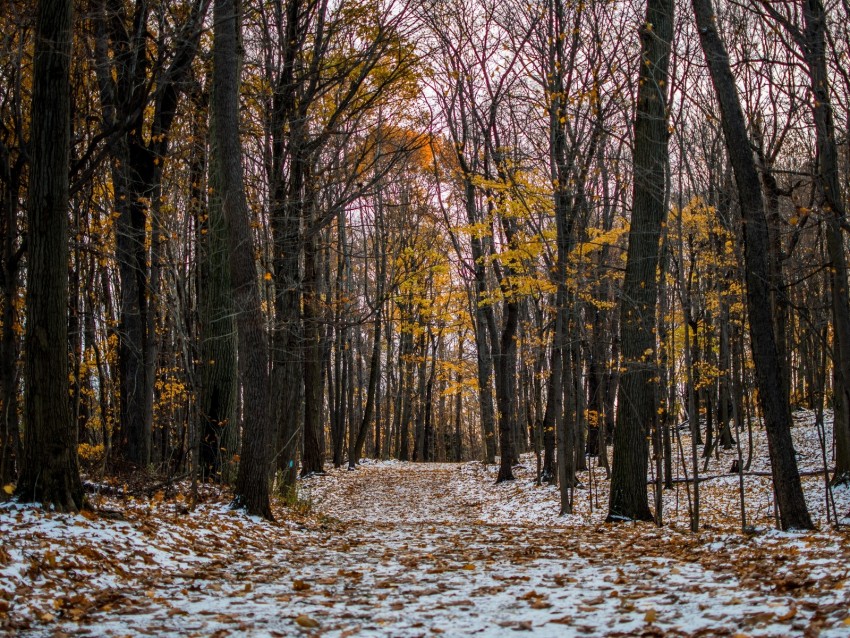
[2,411,850,637]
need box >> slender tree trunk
[0,165,23,484]
[351,311,381,468]
[800,0,850,483]
[301,228,326,475]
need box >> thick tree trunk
[212,0,274,519]
[16,0,83,512]
[691,0,812,529]
[113,157,152,468]
[413,330,428,462]
[607,0,673,523]
[271,172,304,484]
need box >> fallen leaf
[292,580,311,591]
[549,615,573,625]
[68,607,87,620]
[295,614,319,628]
[777,605,796,621]
[645,609,657,623]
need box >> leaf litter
[1,409,849,636]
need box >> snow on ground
[1,411,850,636]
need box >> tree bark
[16,0,84,512]
[212,0,274,519]
[607,0,673,522]
[301,228,326,475]
[198,87,238,483]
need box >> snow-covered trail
[292,461,850,637]
[2,457,850,637]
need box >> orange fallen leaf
[292,579,311,591]
[777,605,796,621]
[295,614,319,628]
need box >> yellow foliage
[78,443,105,464]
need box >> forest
[3,0,850,631]
[4,0,850,521]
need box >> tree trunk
[351,312,381,468]
[212,0,274,519]
[16,0,83,512]
[0,156,23,485]
[301,229,326,475]
[607,0,673,523]
[198,91,238,483]
[494,297,518,482]
[800,0,850,483]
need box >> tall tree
[195,85,238,482]
[211,0,274,518]
[16,0,84,511]
[690,0,812,529]
[607,0,674,522]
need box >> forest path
[290,460,850,637]
[3,458,850,637]
[305,462,484,524]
